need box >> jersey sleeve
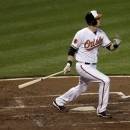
[71,32,82,50]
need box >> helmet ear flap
[85,12,97,26]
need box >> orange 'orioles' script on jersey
[84,37,103,51]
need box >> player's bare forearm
[68,55,74,62]
[109,43,117,51]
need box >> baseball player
[53,10,122,118]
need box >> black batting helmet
[85,10,102,26]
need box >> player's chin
[96,24,101,27]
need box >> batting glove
[113,36,122,46]
[63,61,72,74]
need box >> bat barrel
[18,78,42,89]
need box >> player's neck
[88,26,97,33]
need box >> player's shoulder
[76,27,88,34]
[97,28,105,34]
[97,29,108,37]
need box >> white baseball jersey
[71,27,111,63]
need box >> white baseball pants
[55,62,110,113]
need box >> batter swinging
[53,10,122,118]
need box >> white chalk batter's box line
[11,112,130,127]
[1,102,130,110]
[11,113,130,127]
[13,92,130,99]
[0,75,130,81]
[36,120,130,127]
[0,91,129,111]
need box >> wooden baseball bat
[18,70,64,89]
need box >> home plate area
[70,92,129,111]
[70,106,96,111]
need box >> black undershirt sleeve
[106,44,111,50]
[68,46,77,56]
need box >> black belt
[77,61,96,65]
[85,62,96,65]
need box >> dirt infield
[0,76,130,130]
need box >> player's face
[96,18,101,27]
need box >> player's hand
[113,36,122,45]
[63,63,71,74]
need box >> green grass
[0,0,130,79]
